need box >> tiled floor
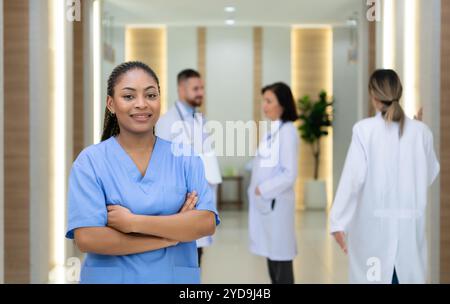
[201,210,348,284]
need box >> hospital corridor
[201,210,347,284]
[0,0,449,286]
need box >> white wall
[357,0,369,119]
[102,1,126,124]
[163,26,291,203]
[332,27,359,195]
[103,25,126,73]
[262,27,291,86]
[101,24,125,121]
[97,0,125,145]
[167,26,197,109]
[29,0,51,284]
[0,0,4,285]
[83,0,94,146]
[84,0,109,146]
[206,27,254,201]
[374,0,442,282]
[418,0,441,284]
[394,0,406,80]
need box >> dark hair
[262,82,298,122]
[369,69,405,137]
[177,69,201,85]
[101,61,160,141]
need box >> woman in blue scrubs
[66,61,219,284]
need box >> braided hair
[101,61,160,141]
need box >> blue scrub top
[66,136,220,284]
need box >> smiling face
[262,89,283,121]
[106,68,161,136]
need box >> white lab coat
[248,121,299,261]
[329,112,440,284]
[156,101,222,248]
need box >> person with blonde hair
[329,69,440,284]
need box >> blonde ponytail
[383,101,405,137]
[369,69,405,137]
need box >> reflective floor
[201,210,348,284]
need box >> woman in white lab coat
[329,69,440,284]
[248,82,299,284]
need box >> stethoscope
[257,121,285,158]
[175,101,191,122]
[175,102,199,145]
[175,102,216,159]
[265,121,285,146]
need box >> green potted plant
[297,90,333,210]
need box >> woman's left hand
[107,204,136,233]
[414,107,423,121]
[332,231,348,255]
[255,187,262,196]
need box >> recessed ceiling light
[346,18,357,27]
[225,6,236,13]
[225,19,235,25]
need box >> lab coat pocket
[254,196,273,215]
[173,266,200,284]
[80,266,123,284]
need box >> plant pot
[304,180,327,210]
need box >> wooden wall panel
[0,0,4,285]
[368,20,376,117]
[291,29,333,98]
[253,27,263,140]
[126,27,167,112]
[3,0,30,283]
[197,27,206,114]
[73,0,84,159]
[441,0,450,284]
[291,28,333,209]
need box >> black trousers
[197,248,203,267]
[267,259,294,284]
[392,268,399,284]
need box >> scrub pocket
[80,266,123,284]
[173,266,201,284]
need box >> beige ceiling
[104,0,362,27]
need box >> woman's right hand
[179,191,198,213]
[165,238,180,247]
[333,231,348,255]
[165,192,198,247]
[414,107,423,121]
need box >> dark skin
[74,69,216,255]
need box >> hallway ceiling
[105,0,361,27]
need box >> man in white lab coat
[156,69,222,266]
